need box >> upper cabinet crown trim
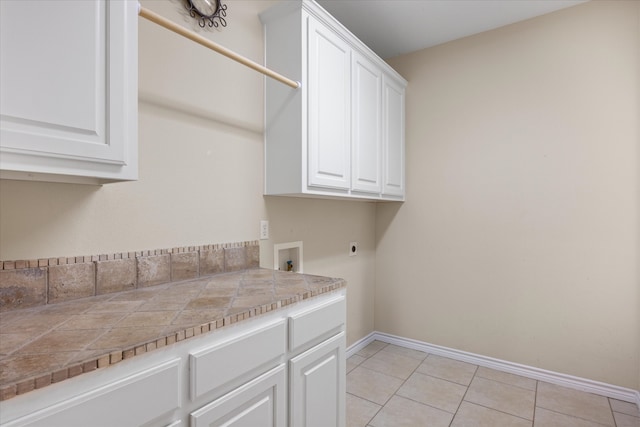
[260,0,407,86]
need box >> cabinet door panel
[3,359,181,427]
[351,53,382,193]
[0,0,137,182]
[190,364,286,427]
[2,1,114,161]
[307,17,351,190]
[382,76,405,197]
[290,332,346,427]
[1,1,101,134]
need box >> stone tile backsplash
[96,258,137,295]
[0,241,260,312]
[171,252,199,281]
[199,248,224,276]
[137,254,171,288]
[0,268,47,310]
[224,246,247,272]
[48,262,96,304]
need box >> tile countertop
[0,268,346,401]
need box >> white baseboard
[346,331,378,358]
[347,331,640,409]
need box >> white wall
[0,0,376,347]
[378,0,639,389]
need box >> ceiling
[316,0,587,59]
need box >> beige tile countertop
[0,268,345,401]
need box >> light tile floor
[347,341,640,427]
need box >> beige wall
[379,0,639,389]
[0,0,375,347]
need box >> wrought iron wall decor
[186,0,227,28]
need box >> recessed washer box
[274,241,303,273]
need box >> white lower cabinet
[290,333,346,427]
[189,321,286,401]
[1,359,181,427]
[0,290,346,427]
[190,365,286,427]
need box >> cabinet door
[290,332,346,427]
[351,52,382,194]
[382,75,405,197]
[2,359,181,427]
[0,0,137,183]
[190,364,286,427]
[307,16,351,190]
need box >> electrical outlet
[260,220,269,240]
[349,242,358,256]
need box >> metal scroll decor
[186,0,227,28]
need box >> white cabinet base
[290,332,346,427]
[1,359,181,427]
[190,365,286,427]
[0,289,346,427]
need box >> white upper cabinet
[0,0,138,184]
[260,0,406,201]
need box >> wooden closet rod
[138,5,301,89]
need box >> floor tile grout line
[608,396,620,427]
[421,353,481,388]
[459,401,535,424]
[353,342,393,425]
[410,367,474,389]
[535,405,617,427]
[346,391,381,408]
[474,370,539,392]
[368,342,409,408]
[348,341,631,427]
[393,393,459,417]
[532,377,538,426]
[352,342,477,425]
[381,347,468,421]
[447,362,479,426]
[377,347,427,416]
[365,347,470,425]
[386,351,521,426]
[352,341,434,424]
[346,392,385,425]
[463,374,538,422]
[612,409,640,419]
